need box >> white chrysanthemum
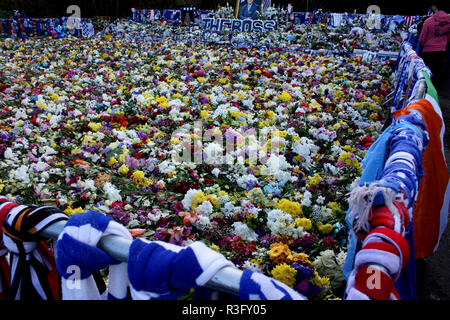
[33,161,48,172]
[218,194,230,205]
[232,222,258,242]
[103,182,122,203]
[236,174,259,190]
[266,155,291,173]
[312,250,346,289]
[336,250,347,266]
[301,190,312,207]
[266,209,305,239]
[4,148,15,159]
[158,160,176,174]
[12,165,30,183]
[197,201,213,217]
[212,168,221,178]
[84,179,97,191]
[182,189,201,210]
[292,137,320,170]
[194,215,212,230]
[242,259,264,273]
[204,142,223,165]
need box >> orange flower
[269,242,291,264]
[74,159,89,166]
[129,228,146,238]
[178,210,200,226]
[287,253,313,266]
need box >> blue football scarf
[127,238,234,300]
[55,211,132,300]
[239,269,307,300]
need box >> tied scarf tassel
[347,183,403,234]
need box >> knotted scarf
[55,211,132,300]
[0,196,68,300]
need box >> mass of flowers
[0,20,399,299]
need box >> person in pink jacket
[419,0,450,91]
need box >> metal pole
[39,220,243,296]
[414,79,427,100]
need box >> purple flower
[291,263,314,280]
[154,227,167,241]
[295,280,310,293]
[295,233,319,251]
[224,129,236,142]
[137,131,148,139]
[326,177,337,185]
[125,156,140,169]
[108,206,130,226]
[0,144,7,159]
[259,234,277,246]
[136,208,150,223]
[335,161,346,168]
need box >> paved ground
[419,73,450,300]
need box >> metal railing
[39,220,243,297]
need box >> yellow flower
[71,147,81,155]
[108,157,118,167]
[64,206,84,216]
[307,173,322,187]
[209,244,220,252]
[276,199,303,218]
[313,271,330,294]
[295,218,312,231]
[197,77,206,83]
[119,164,129,175]
[206,195,219,208]
[36,100,47,110]
[287,252,312,266]
[168,171,176,178]
[88,122,102,132]
[317,222,334,234]
[266,110,275,119]
[50,93,60,101]
[278,91,292,102]
[269,242,291,264]
[326,202,342,215]
[191,191,206,209]
[200,110,209,119]
[271,264,297,288]
[131,170,146,186]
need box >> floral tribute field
[0,21,397,299]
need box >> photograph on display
[236,0,262,19]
